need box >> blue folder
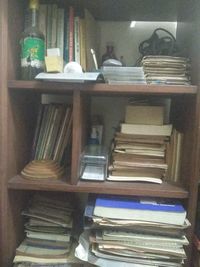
[95,195,185,213]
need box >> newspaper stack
[75,195,190,267]
[13,194,81,266]
[101,66,146,84]
[142,56,191,85]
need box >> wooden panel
[177,1,200,266]
[41,0,179,21]
[71,92,91,184]
[7,0,24,79]
[0,0,32,265]
[8,175,188,198]
[0,0,8,264]
[8,80,78,93]
[8,80,198,95]
[84,0,179,21]
[71,90,83,183]
[8,91,40,172]
[185,90,200,266]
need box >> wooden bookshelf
[1,0,200,266]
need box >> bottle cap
[29,0,39,10]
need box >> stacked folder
[75,195,190,267]
[101,66,146,84]
[142,55,191,85]
[13,194,80,266]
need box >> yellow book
[79,17,86,71]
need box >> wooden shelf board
[85,0,178,21]
[8,80,80,93]
[8,175,188,198]
[82,83,198,95]
[8,80,198,95]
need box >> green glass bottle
[20,0,45,80]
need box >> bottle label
[21,37,45,68]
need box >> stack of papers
[75,195,190,267]
[142,56,191,85]
[108,132,170,183]
[108,101,173,183]
[101,66,146,85]
[13,194,80,266]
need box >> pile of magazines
[142,56,191,85]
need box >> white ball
[64,61,83,74]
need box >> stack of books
[101,66,146,85]
[20,103,72,181]
[32,103,72,164]
[13,194,80,266]
[142,55,191,85]
[36,4,98,71]
[108,104,173,183]
[193,185,200,266]
[75,194,190,267]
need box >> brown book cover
[125,105,164,125]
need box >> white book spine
[56,8,65,59]
[74,16,80,64]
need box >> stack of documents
[142,56,191,85]
[108,103,173,183]
[13,194,80,266]
[75,195,190,267]
[108,132,170,183]
[101,66,146,85]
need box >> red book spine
[68,6,74,62]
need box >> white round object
[64,61,83,73]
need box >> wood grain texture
[71,90,82,183]
[176,1,200,266]
[0,0,8,264]
[8,175,188,198]
[8,80,198,95]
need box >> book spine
[79,18,86,71]
[38,105,55,159]
[38,4,47,51]
[48,105,65,158]
[46,4,53,49]
[31,104,44,160]
[53,107,70,161]
[51,4,58,48]
[34,105,48,159]
[74,16,80,64]
[56,8,65,59]
[68,6,74,62]
[64,8,69,63]
[42,105,58,159]
[57,108,72,163]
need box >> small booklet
[35,72,102,83]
